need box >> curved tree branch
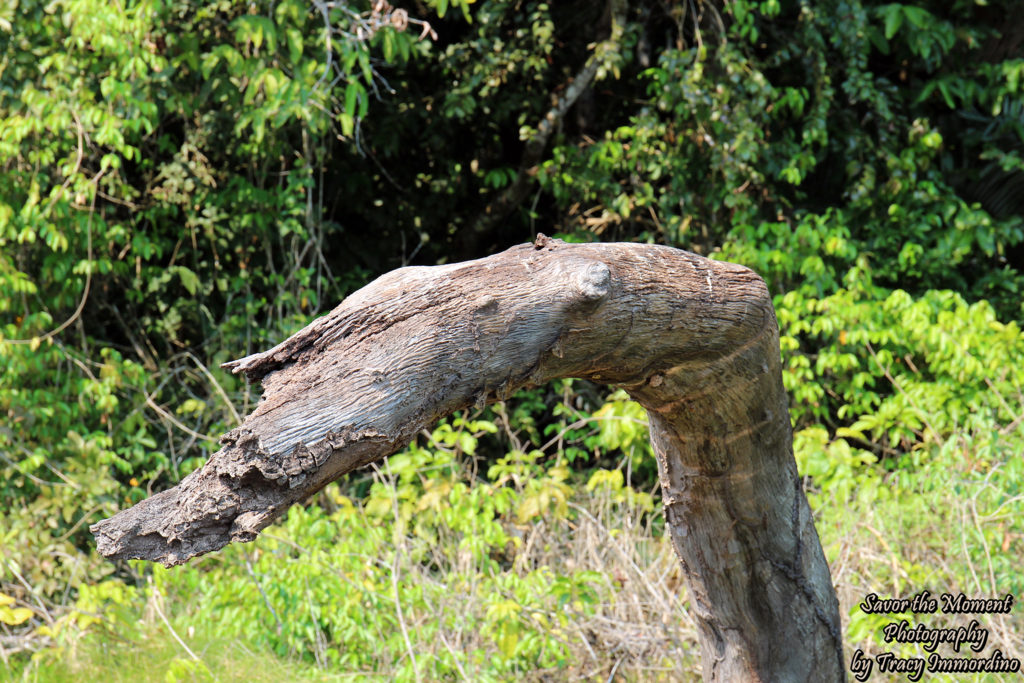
[92,235,844,682]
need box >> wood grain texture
[91,235,845,682]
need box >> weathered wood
[91,235,845,682]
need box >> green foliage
[530,0,1024,315]
[8,397,1020,681]
[121,418,650,679]
[805,415,1024,668]
[778,285,1024,431]
[2,0,1023,679]
[0,0,465,628]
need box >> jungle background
[2,0,1023,680]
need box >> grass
[3,414,1022,682]
[8,626,333,682]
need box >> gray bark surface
[91,235,845,682]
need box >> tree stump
[92,235,845,682]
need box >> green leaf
[174,266,200,295]
[902,6,930,29]
[883,5,903,39]
[344,82,360,118]
[339,112,354,137]
[0,606,32,626]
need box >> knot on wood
[533,232,563,250]
[571,261,611,304]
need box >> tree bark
[91,235,845,682]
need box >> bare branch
[92,236,844,682]
[470,0,629,240]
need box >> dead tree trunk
[91,236,845,682]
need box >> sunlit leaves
[0,594,33,626]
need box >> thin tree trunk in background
[92,236,845,682]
